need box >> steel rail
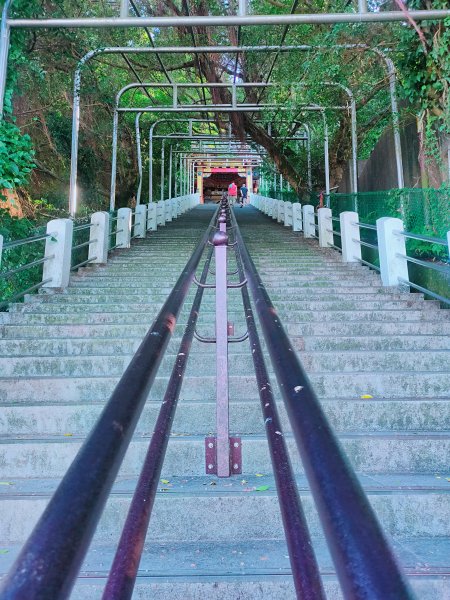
[396,230,448,246]
[2,233,50,250]
[231,209,414,599]
[397,253,450,276]
[355,256,381,271]
[230,206,326,599]
[0,207,218,600]
[0,278,53,311]
[0,255,53,279]
[103,246,214,599]
[398,277,450,306]
[7,11,450,28]
[70,256,97,271]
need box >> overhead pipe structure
[109,103,330,215]
[64,43,405,213]
[107,81,346,211]
[148,123,306,207]
[116,102,331,213]
[144,123,311,209]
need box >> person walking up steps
[228,181,237,205]
[240,183,248,207]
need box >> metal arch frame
[158,131,309,204]
[159,136,271,204]
[110,103,336,212]
[64,43,405,214]
[111,104,331,212]
[110,80,353,209]
[137,117,308,205]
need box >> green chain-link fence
[328,188,449,247]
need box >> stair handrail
[102,244,214,599]
[225,201,326,599]
[229,206,415,599]
[0,207,219,600]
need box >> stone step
[37,287,429,304]
[9,300,442,316]
[1,350,449,378]
[2,333,449,357]
[0,398,448,436]
[21,296,438,313]
[78,278,383,289]
[1,372,448,402]
[0,537,447,599]
[0,433,447,478]
[3,320,449,339]
[0,475,448,544]
[2,308,447,325]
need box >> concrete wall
[338,120,449,193]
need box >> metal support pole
[109,109,119,211]
[0,1,12,121]
[322,111,331,195]
[350,95,358,193]
[238,0,248,17]
[135,113,142,204]
[120,0,129,18]
[160,139,165,202]
[358,0,368,13]
[213,228,230,477]
[169,144,173,200]
[149,124,154,203]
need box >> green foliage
[0,94,35,193]
[0,208,45,308]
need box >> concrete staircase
[0,205,449,598]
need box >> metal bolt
[208,442,214,449]
[208,464,214,470]
[234,442,239,448]
[233,464,239,470]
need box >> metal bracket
[227,278,247,289]
[205,437,242,475]
[209,267,239,276]
[193,329,216,343]
[193,275,215,288]
[228,331,249,343]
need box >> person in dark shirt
[240,184,248,207]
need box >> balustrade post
[302,205,315,238]
[147,203,157,231]
[292,203,303,231]
[284,201,293,227]
[278,200,285,224]
[340,211,361,263]
[377,217,409,286]
[165,199,172,223]
[171,198,177,220]
[42,219,74,289]
[116,207,132,249]
[89,211,109,264]
[318,207,333,248]
[157,200,165,226]
[134,205,147,239]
